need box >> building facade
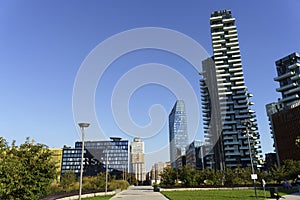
[150,162,170,185]
[271,102,300,165]
[61,137,129,179]
[49,148,63,182]
[130,137,146,182]
[200,10,262,170]
[265,52,300,166]
[185,140,206,170]
[169,100,189,168]
[274,52,300,107]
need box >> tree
[60,171,77,192]
[0,137,56,200]
[179,166,197,187]
[271,164,287,183]
[160,167,177,187]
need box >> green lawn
[161,188,297,200]
[83,195,114,200]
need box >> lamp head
[78,122,90,128]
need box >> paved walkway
[276,192,300,200]
[109,186,168,200]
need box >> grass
[83,195,114,200]
[161,188,297,200]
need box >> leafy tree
[160,167,177,186]
[60,170,77,192]
[179,166,197,187]
[0,137,56,200]
[271,164,287,183]
[282,160,300,180]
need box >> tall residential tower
[200,10,262,170]
[265,52,300,166]
[130,137,146,182]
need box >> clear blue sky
[1,1,299,171]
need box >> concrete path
[109,186,168,200]
[278,192,300,200]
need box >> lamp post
[243,120,257,199]
[78,122,90,200]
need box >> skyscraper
[200,10,262,170]
[265,52,300,166]
[169,100,188,168]
[274,52,300,107]
[130,137,146,182]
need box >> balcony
[228,58,241,63]
[227,49,240,54]
[212,39,225,44]
[288,62,300,70]
[235,81,245,85]
[230,38,238,42]
[217,73,230,78]
[274,71,295,81]
[223,25,237,30]
[230,76,244,81]
[215,55,228,60]
[210,16,222,21]
[285,86,300,95]
[276,83,297,92]
[234,72,244,76]
[280,94,299,103]
[229,68,242,73]
[228,29,237,34]
[233,95,246,100]
[215,60,224,64]
[226,41,239,47]
[211,31,224,36]
[216,64,229,69]
[233,63,242,67]
[291,74,300,81]
[213,44,222,48]
[211,23,223,28]
[223,18,235,23]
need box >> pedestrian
[295,174,300,192]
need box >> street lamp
[78,122,90,200]
[242,120,257,199]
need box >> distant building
[169,100,188,168]
[271,103,300,165]
[264,153,277,172]
[61,137,129,179]
[49,148,63,182]
[150,162,170,185]
[265,52,300,167]
[201,10,262,170]
[175,155,186,169]
[265,102,283,166]
[130,137,146,182]
[185,140,206,170]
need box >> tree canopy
[0,137,57,200]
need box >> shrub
[109,180,129,191]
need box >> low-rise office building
[61,137,129,179]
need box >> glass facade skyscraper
[169,100,188,168]
[200,10,262,170]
